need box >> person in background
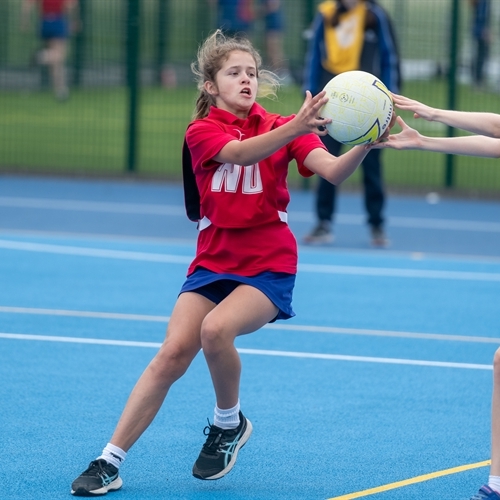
[260,0,293,84]
[370,92,500,500]
[21,0,79,101]
[70,29,371,496]
[302,0,401,247]
[211,0,255,39]
[469,0,491,89]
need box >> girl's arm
[393,93,500,139]
[64,0,80,33]
[303,145,369,185]
[372,116,500,158]
[213,91,331,166]
[213,90,367,186]
[21,0,35,31]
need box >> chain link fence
[1,0,500,196]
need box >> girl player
[71,30,372,496]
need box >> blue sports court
[1,175,499,499]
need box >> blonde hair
[191,30,281,120]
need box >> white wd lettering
[242,165,263,193]
[212,163,241,192]
[212,164,263,194]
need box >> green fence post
[0,1,8,66]
[156,0,168,85]
[301,0,316,191]
[305,0,315,24]
[196,0,211,44]
[72,0,87,87]
[445,0,460,188]
[126,0,141,173]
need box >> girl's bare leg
[200,285,278,410]
[109,292,215,451]
[43,39,68,98]
[490,348,500,475]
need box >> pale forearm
[418,134,500,158]
[432,109,500,138]
[393,93,500,139]
[65,0,79,18]
[215,119,303,166]
[214,90,330,166]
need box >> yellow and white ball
[319,70,394,146]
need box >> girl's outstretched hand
[293,90,332,136]
[368,116,422,150]
[391,93,436,122]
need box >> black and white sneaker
[71,459,122,496]
[192,411,252,480]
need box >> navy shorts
[41,17,69,40]
[179,268,296,322]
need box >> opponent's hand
[293,90,332,136]
[368,116,423,150]
[391,93,437,122]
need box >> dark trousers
[472,37,489,85]
[316,133,385,229]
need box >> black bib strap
[182,138,201,222]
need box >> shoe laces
[82,459,111,478]
[201,420,226,455]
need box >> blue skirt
[41,17,69,40]
[179,268,296,322]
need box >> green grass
[0,86,193,175]
[1,80,500,194]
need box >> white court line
[1,196,499,233]
[2,228,500,264]
[1,239,500,281]
[1,306,499,345]
[0,197,185,216]
[298,263,500,281]
[0,239,192,263]
[292,212,500,233]
[0,306,171,322]
[0,332,492,371]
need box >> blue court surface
[1,174,500,500]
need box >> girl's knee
[152,342,197,381]
[200,318,229,355]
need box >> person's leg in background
[38,18,70,101]
[475,36,489,87]
[303,134,342,244]
[262,0,293,84]
[45,38,69,100]
[361,148,388,247]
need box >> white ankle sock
[214,400,240,429]
[489,475,500,493]
[97,443,127,469]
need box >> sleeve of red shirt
[186,120,234,171]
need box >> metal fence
[1,0,500,196]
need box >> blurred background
[1,0,500,198]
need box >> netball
[319,70,394,146]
